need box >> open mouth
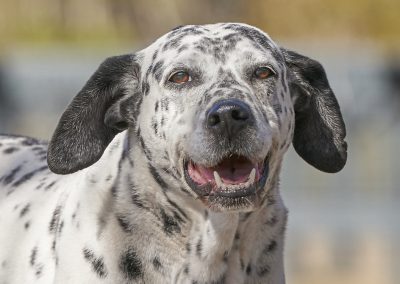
[184,154,269,200]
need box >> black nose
[206,99,254,137]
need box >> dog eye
[169,71,191,84]
[254,67,274,79]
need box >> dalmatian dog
[0,23,347,283]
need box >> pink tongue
[214,157,254,184]
[188,157,256,186]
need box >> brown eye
[254,67,273,79]
[169,71,190,84]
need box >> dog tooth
[248,168,256,184]
[214,171,223,188]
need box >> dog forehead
[141,23,282,67]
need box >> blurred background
[0,0,399,283]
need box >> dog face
[47,23,347,212]
[136,24,294,211]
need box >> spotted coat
[0,23,347,283]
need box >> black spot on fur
[162,35,184,52]
[30,247,37,266]
[195,44,206,53]
[264,240,277,254]
[186,242,191,253]
[153,60,165,82]
[19,203,30,218]
[151,117,158,135]
[83,248,108,278]
[222,32,242,51]
[130,188,145,209]
[149,163,168,190]
[35,182,45,190]
[12,166,47,187]
[257,264,271,277]
[116,214,134,233]
[137,129,152,161]
[181,26,204,35]
[38,154,47,161]
[224,24,281,59]
[142,81,150,96]
[183,265,189,274]
[196,238,202,257]
[35,264,43,278]
[165,195,188,220]
[152,49,159,62]
[246,264,252,275]
[44,181,56,191]
[178,44,189,53]
[152,257,162,270]
[24,221,30,230]
[3,147,19,154]
[161,166,179,180]
[32,146,47,157]
[21,137,40,146]
[160,98,169,111]
[273,102,282,114]
[1,165,22,185]
[160,208,181,235]
[154,101,159,112]
[71,203,79,221]
[111,185,118,197]
[49,206,61,234]
[58,220,64,234]
[167,25,193,40]
[119,247,143,280]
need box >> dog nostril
[208,113,221,126]
[206,100,253,129]
[231,109,249,121]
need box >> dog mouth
[184,154,269,201]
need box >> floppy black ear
[282,49,347,173]
[47,54,141,174]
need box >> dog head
[48,23,347,212]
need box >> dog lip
[183,155,270,199]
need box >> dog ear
[47,54,141,174]
[282,49,347,173]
